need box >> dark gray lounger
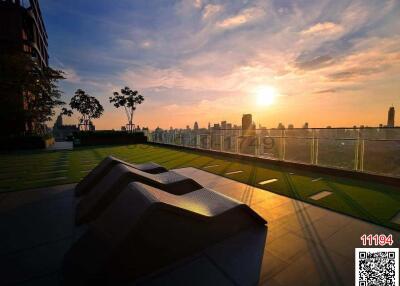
[75,156,167,197]
[64,182,267,285]
[75,164,203,225]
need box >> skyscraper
[387,106,395,127]
[242,114,252,136]
[241,114,256,154]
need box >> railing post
[281,129,286,161]
[311,129,315,164]
[315,135,319,165]
[354,129,361,171]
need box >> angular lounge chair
[64,182,267,285]
[75,156,168,197]
[75,163,203,225]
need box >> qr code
[356,248,399,286]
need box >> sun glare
[254,85,278,106]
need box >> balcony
[149,127,400,178]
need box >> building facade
[387,106,395,127]
[0,0,49,135]
[0,0,48,67]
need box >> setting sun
[254,85,278,106]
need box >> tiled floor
[0,167,398,285]
[175,167,400,286]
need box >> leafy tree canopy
[64,89,104,130]
[109,86,144,132]
[0,52,65,135]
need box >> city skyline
[152,106,397,131]
[41,0,400,130]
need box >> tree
[65,89,104,131]
[109,86,144,133]
[0,52,65,135]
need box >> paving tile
[17,272,62,286]
[264,223,292,244]
[204,226,266,286]
[269,243,353,286]
[252,202,299,222]
[251,195,293,211]
[259,250,288,281]
[311,210,354,229]
[225,170,243,175]
[259,277,285,286]
[0,184,75,212]
[291,217,344,242]
[137,256,234,286]
[0,239,72,286]
[323,220,400,259]
[310,190,332,200]
[0,199,75,255]
[266,232,313,263]
[202,164,220,169]
[258,179,278,185]
[214,183,269,206]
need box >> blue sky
[41,0,400,129]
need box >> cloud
[193,0,202,9]
[295,55,334,70]
[202,4,222,20]
[216,7,265,29]
[64,68,81,83]
[313,89,337,94]
[301,22,343,36]
[45,0,400,129]
[141,40,152,48]
[327,66,389,81]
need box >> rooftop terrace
[1,143,399,285]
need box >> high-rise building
[387,106,395,127]
[241,114,256,154]
[0,0,48,68]
[193,121,199,131]
[0,0,49,135]
[242,114,252,135]
[221,121,227,129]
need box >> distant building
[193,121,199,131]
[303,122,309,129]
[52,114,78,141]
[242,114,253,136]
[288,124,294,129]
[221,121,227,129]
[387,106,395,127]
[241,114,256,154]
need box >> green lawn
[1,144,399,230]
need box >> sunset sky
[42,0,400,130]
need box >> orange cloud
[301,22,343,36]
[217,7,264,29]
[202,4,222,19]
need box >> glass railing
[148,127,400,178]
